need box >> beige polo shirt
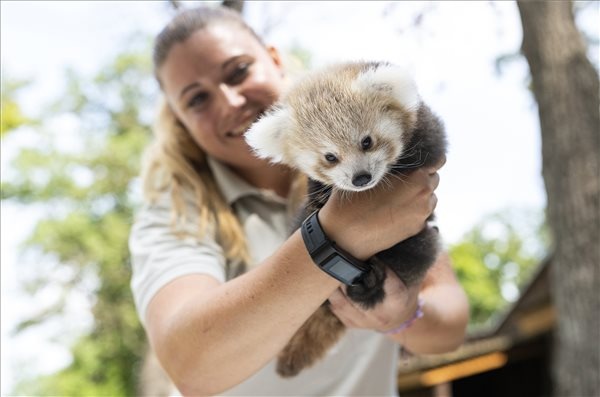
[129,156,399,396]
[129,157,290,322]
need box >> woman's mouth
[226,111,266,138]
[225,124,252,138]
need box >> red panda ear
[245,106,292,163]
[353,64,420,110]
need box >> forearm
[148,230,340,395]
[390,252,469,353]
[145,163,443,394]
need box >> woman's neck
[232,162,294,199]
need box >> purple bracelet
[384,297,424,335]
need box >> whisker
[386,172,410,186]
[379,174,393,191]
[398,138,424,158]
[344,189,356,204]
[306,183,331,198]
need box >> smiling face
[157,24,286,170]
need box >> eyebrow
[178,56,246,100]
[222,55,244,72]
[179,82,201,101]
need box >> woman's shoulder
[133,185,215,238]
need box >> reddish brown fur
[276,305,346,377]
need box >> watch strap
[301,210,333,263]
[301,210,369,285]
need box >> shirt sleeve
[129,199,226,326]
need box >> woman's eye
[227,63,250,85]
[188,92,209,108]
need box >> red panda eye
[361,136,372,150]
[324,153,338,163]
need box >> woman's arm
[146,231,339,396]
[391,251,469,353]
[144,166,440,395]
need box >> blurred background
[1,1,598,396]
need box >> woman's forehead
[159,26,263,93]
[185,24,263,61]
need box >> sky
[1,0,596,393]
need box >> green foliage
[449,208,550,328]
[5,34,156,396]
[287,42,313,69]
[0,76,36,136]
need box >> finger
[424,156,446,176]
[433,155,447,171]
[383,267,408,293]
[331,288,374,316]
[328,290,362,328]
[430,192,438,213]
[330,289,365,316]
[327,288,347,311]
[328,302,355,327]
[430,171,440,190]
[333,309,357,328]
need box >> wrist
[317,204,372,260]
[301,210,370,286]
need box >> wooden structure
[397,257,555,397]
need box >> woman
[129,5,469,396]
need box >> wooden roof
[397,255,555,389]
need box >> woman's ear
[266,45,283,69]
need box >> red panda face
[245,61,420,191]
[287,113,406,191]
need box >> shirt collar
[206,156,287,206]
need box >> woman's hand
[327,251,469,354]
[327,267,421,332]
[319,157,445,260]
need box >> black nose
[352,173,372,187]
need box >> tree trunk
[517,1,600,396]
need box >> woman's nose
[219,84,246,108]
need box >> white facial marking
[245,107,292,163]
[291,150,321,179]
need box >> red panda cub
[245,61,447,377]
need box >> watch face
[322,255,363,285]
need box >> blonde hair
[142,100,250,278]
[143,6,306,278]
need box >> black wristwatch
[301,210,369,286]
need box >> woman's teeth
[227,119,255,137]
